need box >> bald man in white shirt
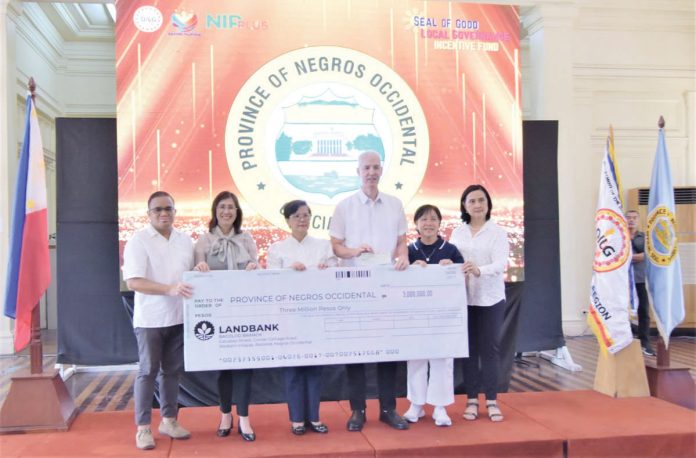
[330,151,409,432]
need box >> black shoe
[305,421,329,433]
[216,418,233,437]
[642,346,657,357]
[291,424,306,435]
[346,410,365,432]
[379,409,409,430]
[238,426,256,442]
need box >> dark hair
[281,200,310,219]
[147,191,174,208]
[626,209,639,215]
[208,191,243,234]
[413,204,442,224]
[459,184,493,223]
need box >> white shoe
[135,428,155,450]
[402,404,425,423]
[158,418,191,439]
[432,406,452,427]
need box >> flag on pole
[587,132,633,354]
[646,125,684,347]
[3,94,51,352]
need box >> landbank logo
[593,209,630,272]
[646,205,678,266]
[194,321,215,341]
[225,46,429,234]
[133,6,163,33]
[171,9,198,33]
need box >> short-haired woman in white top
[193,191,258,441]
[449,184,510,423]
[267,200,338,436]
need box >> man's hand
[168,282,193,298]
[291,262,307,271]
[352,244,374,258]
[317,263,329,270]
[438,259,453,265]
[245,262,258,271]
[412,260,427,267]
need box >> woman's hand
[317,263,329,270]
[438,259,453,265]
[462,261,481,277]
[412,260,427,267]
[291,262,307,271]
[245,262,258,271]
[193,262,210,272]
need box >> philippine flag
[3,94,51,352]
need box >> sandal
[462,399,478,421]
[486,401,504,422]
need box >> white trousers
[406,358,454,407]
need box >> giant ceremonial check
[183,265,467,370]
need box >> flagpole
[26,78,45,376]
[654,115,669,370]
[643,115,695,410]
[0,78,77,433]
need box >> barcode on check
[335,270,371,279]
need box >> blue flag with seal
[646,125,685,347]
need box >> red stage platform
[1,391,694,457]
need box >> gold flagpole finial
[658,116,665,129]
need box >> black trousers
[463,300,505,401]
[635,282,652,348]
[218,369,252,416]
[346,362,397,411]
[284,366,323,422]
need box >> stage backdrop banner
[116,1,523,278]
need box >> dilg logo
[593,209,630,272]
[194,321,214,341]
[133,6,163,33]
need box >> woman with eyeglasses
[266,200,337,436]
[449,184,510,423]
[193,190,258,441]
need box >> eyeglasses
[148,206,175,214]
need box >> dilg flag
[587,133,633,354]
[646,126,684,347]
[3,94,51,352]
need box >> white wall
[0,0,694,352]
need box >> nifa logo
[194,321,214,341]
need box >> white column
[523,2,591,336]
[686,91,696,186]
[0,0,14,354]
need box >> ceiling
[34,2,115,42]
